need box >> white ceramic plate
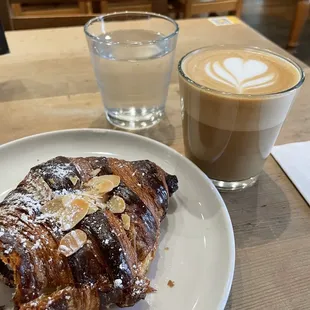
[0,129,235,310]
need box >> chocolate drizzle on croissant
[0,156,178,309]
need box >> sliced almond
[121,213,131,230]
[107,196,126,214]
[59,198,90,231]
[86,175,120,189]
[86,176,108,188]
[86,177,114,194]
[96,179,114,194]
[87,205,99,214]
[99,175,121,188]
[42,196,90,231]
[58,229,87,257]
[86,199,99,214]
[81,192,109,214]
[69,176,79,186]
[48,178,56,185]
[81,195,98,214]
[91,168,101,177]
[41,197,64,215]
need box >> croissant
[0,156,178,309]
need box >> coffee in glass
[178,46,305,191]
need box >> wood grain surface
[0,18,310,309]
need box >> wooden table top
[0,17,310,309]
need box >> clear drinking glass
[84,12,179,130]
[178,46,305,192]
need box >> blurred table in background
[1,0,169,30]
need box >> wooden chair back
[10,0,92,16]
[9,0,95,29]
[99,1,152,13]
[180,0,242,18]
[9,0,153,29]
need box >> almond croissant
[0,156,178,309]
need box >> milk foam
[180,48,302,131]
[182,48,301,96]
[205,57,276,94]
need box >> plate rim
[0,128,235,309]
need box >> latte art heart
[182,48,300,95]
[205,57,277,94]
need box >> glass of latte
[178,46,305,191]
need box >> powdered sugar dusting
[31,240,42,250]
[114,279,123,288]
[4,192,41,212]
[132,278,147,297]
[53,189,82,198]
[40,162,72,179]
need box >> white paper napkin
[272,141,310,205]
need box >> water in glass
[90,29,175,129]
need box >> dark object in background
[0,22,9,55]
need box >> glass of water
[84,12,179,130]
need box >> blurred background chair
[288,0,310,48]
[170,0,242,19]
[8,0,153,29]
[97,0,152,13]
[10,0,92,17]
[9,0,93,29]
